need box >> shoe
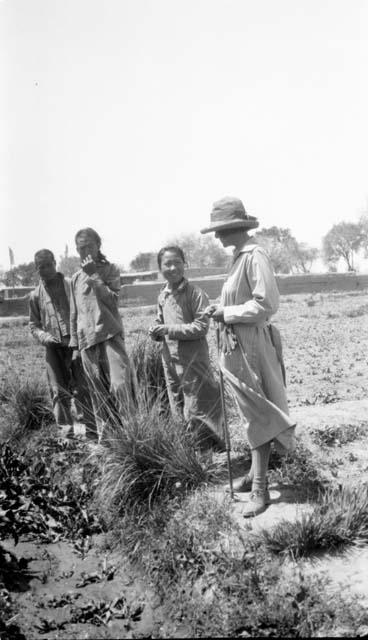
[242,490,269,518]
[58,425,75,439]
[227,476,271,504]
[230,474,252,493]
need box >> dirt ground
[2,535,164,639]
[225,399,368,610]
[1,290,368,637]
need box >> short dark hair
[157,246,186,269]
[75,227,108,263]
[34,249,55,263]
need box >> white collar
[233,237,258,260]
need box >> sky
[1,0,368,271]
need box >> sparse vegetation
[1,290,368,637]
[310,422,367,447]
[114,490,368,638]
[268,441,326,498]
[257,484,368,558]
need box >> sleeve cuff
[223,306,238,324]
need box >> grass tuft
[129,333,168,406]
[0,375,53,441]
[97,395,218,512]
[257,484,368,558]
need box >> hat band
[211,208,247,223]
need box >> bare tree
[254,227,318,274]
[292,243,319,273]
[322,222,365,271]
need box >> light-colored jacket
[70,262,123,351]
[221,238,279,326]
[29,274,71,346]
[220,237,295,451]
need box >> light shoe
[58,425,75,439]
[231,474,252,493]
[242,490,269,518]
[227,476,271,504]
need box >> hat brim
[200,219,259,234]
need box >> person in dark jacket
[29,249,96,438]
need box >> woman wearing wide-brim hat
[203,197,296,517]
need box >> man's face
[35,258,57,282]
[214,228,240,247]
[76,236,99,262]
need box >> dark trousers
[45,344,96,432]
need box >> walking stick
[215,323,234,500]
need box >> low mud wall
[0,296,30,317]
[119,273,368,307]
[1,273,367,316]
[276,273,368,295]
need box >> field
[1,290,368,638]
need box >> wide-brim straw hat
[200,196,259,234]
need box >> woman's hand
[149,325,168,340]
[204,304,225,323]
[81,255,97,276]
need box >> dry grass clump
[129,333,168,405]
[0,375,53,442]
[97,395,218,513]
[257,484,368,558]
